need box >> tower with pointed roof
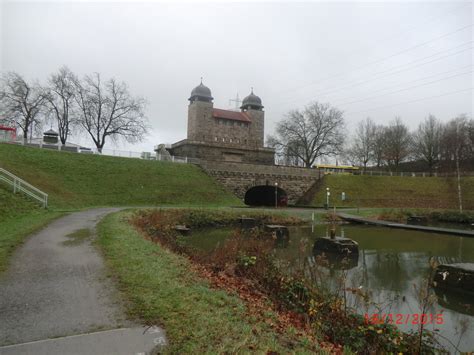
[159,80,275,165]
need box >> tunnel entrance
[244,185,288,207]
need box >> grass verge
[349,208,474,229]
[0,211,64,272]
[0,185,65,272]
[96,210,324,354]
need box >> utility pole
[229,93,242,111]
[326,187,330,209]
[274,182,278,208]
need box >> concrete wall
[198,160,321,204]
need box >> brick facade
[162,85,275,165]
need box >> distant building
[160,81,275,165]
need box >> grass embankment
[350,207,474,224]
[0,186,63,272]
[0,142,239,271]
[0,143,240,209]
[311,174,474,209]
[97,210,322,354]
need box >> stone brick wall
[170,140,275,165]
[187,101,214,142]
[198,161,321,204]
[245,109,264,148]
[187,101,266,150]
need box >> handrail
[0,167,48,208]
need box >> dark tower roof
[189,79,213,102]
[44,129,59,136]
[240,88,263,110]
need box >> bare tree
[348,117,376,170]
[371,125,386,168]
[74,73,148,152]
[442,115,470,212]
[412,115,442,175]
[44,66,78,145]
[0,72,46,143]
[268,101,345,167]
[268,136,305,166]
[383,117,412,171]
[467,118,474,160]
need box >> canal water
[185,224,474,352]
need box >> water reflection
[185,223,474,352]
[312,248,359,270]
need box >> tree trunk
[456,151,463,212]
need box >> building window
[230,138,233,143]
[222,137,225,142]
[215,137,218,141]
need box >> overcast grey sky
[1,0,472,152]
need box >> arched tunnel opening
[244,185,288,207]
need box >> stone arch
[244,185,288,207]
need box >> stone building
[162,81,275,165]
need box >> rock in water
[313,237,359,256]
[433,263,474,293]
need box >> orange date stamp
[364,313,444,325]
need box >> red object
[0,125,17,140]
[278,195,288,207]
[212,108,251,123]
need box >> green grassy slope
[310,174,474,210]
[0,183,39,218]
[0,185,63,272]
[0,143,240,209]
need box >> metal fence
[0,167,48,208]
[4,139,472,177]
[352,170,474,178]
[3,140,192,164]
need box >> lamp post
[275,182,278,208]
[326,187,330,209]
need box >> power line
[277,22,473,96]
[335,69,473,107]
[279,43,473,106]
[345,87,473,115]
[313,42,472,95]
[332,64,473,104]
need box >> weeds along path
[0,208,166,355]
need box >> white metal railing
[4,140,194,165]
[0,168,48,208]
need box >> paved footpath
[0,208,166,355]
